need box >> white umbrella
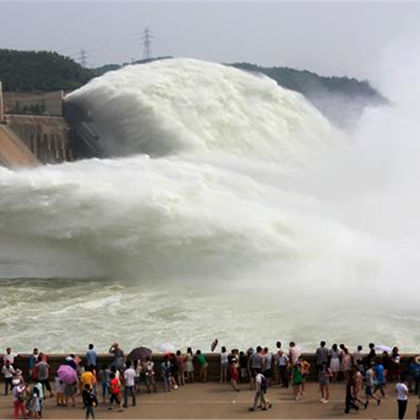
[374,344,392,354]
[159,342,176,354]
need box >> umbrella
[57,364,78,385]
[127,347,152,362]
[374,344,392,354]
[159,342,176,354]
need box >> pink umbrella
[57,364,78,385]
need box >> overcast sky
[1,1,419,82]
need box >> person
[86,344,97,369]
[278,349,289,388]
[352,345,363,368]
[176,350,185,386]
[341,347,352,382]
[300,356,310,395]
[36,354,54,398]
[109,343,125,373]
[239,351,248,383]
[288,342,301,366]
[273,341,282,383]
[196,350,208,383]
[365,363,381,407]
[229,349,240,392]
[374,358,386,397]
[344,380,360,414]
[249,346,264,390]
[3,347,17,365]
[64,379,77,407]
[396,377,409,419]
[12,382,26,419]
[292,362,303,401]
[316,341,329,372]
[366,343,376,368]
[55,376,65,406]
[2,360,15,396]
[329,344,340,382]
[249,372,271,411]
[123,363,136,407]
[220,346,229,383]
[161,356,172,392]
[390,347,401,383]
[81,366,95,395]
[109,372,122,410]
[263,347,273,386]
[82,384,98,419]
[144,357,157,393]
[30,386,42,420]
[351,365,366,408]
[98,364,110,404]
[28,348,40,382]
[32,380,44,417]
[318,362,331,403]
[185,348,194,383]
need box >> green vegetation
[0,49,93,91]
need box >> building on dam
[0,81,99,169]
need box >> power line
[142,27,153,60]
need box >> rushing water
[1,58,419,353]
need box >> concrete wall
[3,353,417,383]
[6,114,72,164]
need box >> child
[82,384,98,419]
[109,373,122,411]
[31,387,41,419]
[292,363,303,401]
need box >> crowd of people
[1,341,419,419]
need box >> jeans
[123,386,136,407]
[85,405,95,419]
[4,377,12,395]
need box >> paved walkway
[0,382,418,419]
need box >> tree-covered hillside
[0,49,93,91]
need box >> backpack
[260,375,267,393]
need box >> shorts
[251,368,262,378]
[263,369,272,379]
[365,386,373,396]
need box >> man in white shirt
[396,378,409,419]
[2,360,15,395]
[3,348,17,365]
[123,363,136,408]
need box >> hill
[0,49,93,91]
[230,63,386,128]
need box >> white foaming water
[1,58,419,353]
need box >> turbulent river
[1,58,419,353]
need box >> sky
[1,1,420,81]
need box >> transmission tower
[78,49,88,68]
[142,27,153,60]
